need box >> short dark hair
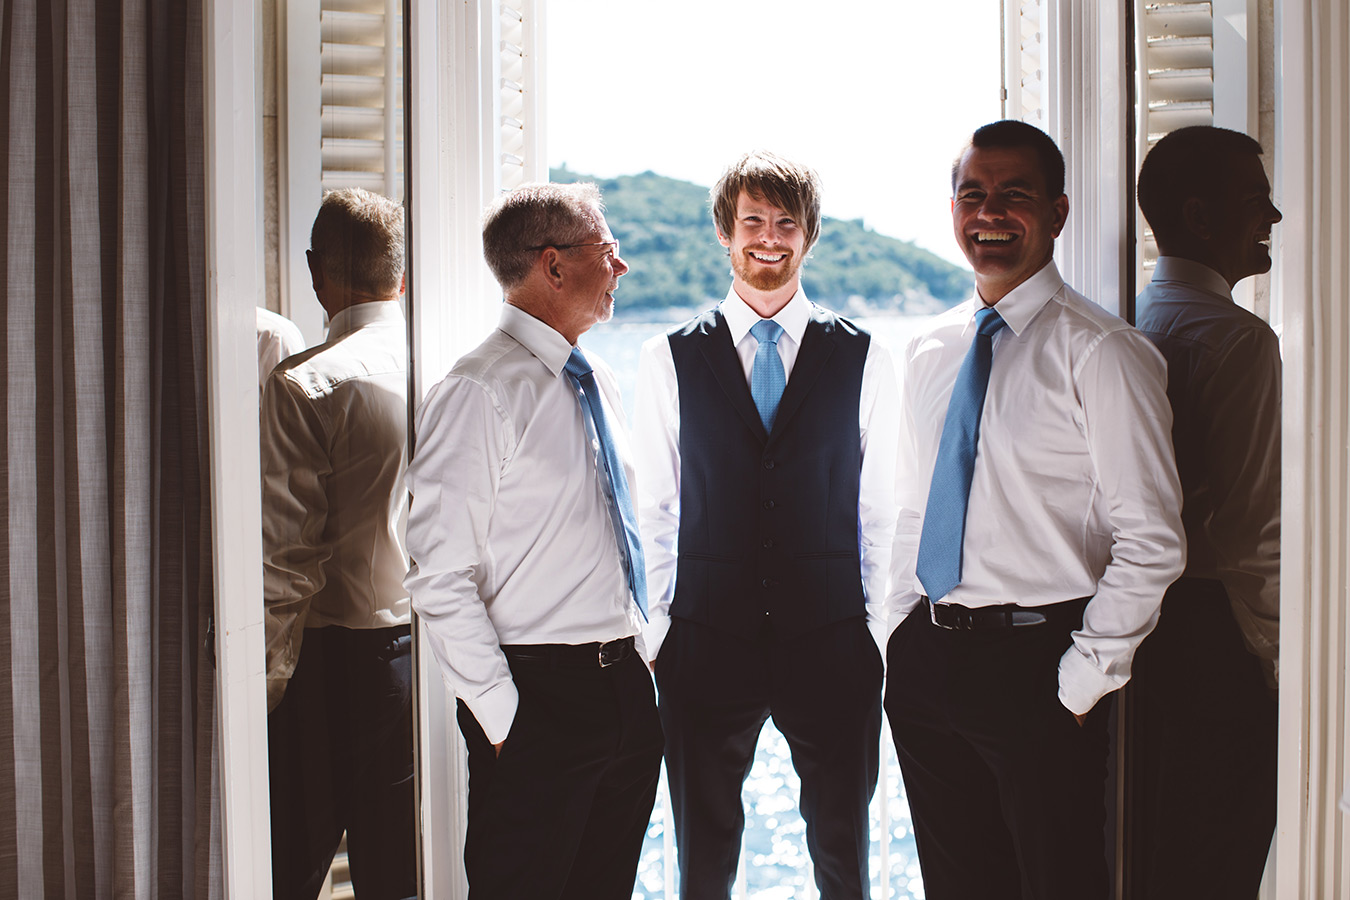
[711,151,823,255]
[309,188,405,297]
[951,120,1066,199]
[1137,125,1264,247]
[481,182,604,290]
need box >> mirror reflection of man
[884,121,1185,899]
[1129,125,1283,899]
[634,151,900,898]
[263,188,414,900]
[405,183,662,898]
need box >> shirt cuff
[466,678,520,746]
[1056,644,1128,716]
[644,614,673,662]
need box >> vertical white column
[1047,0,1131,317]
[279,0,326,342]
[1274,0,1350,896]
[205,0,271,896]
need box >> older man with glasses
[405,182,662,898]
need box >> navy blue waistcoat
[667,306,870,640]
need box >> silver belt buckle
[597,638,626,667]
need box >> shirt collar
[1150,256,1234,302]
[719,286,812,346]
[498,301,575,376]
[327,299,405,339]
[971,259,1065,336]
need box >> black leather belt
[502,635,635,668]
[924,596,1088,631]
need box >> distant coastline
[553,165,973,318]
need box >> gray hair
[482,182,605,290]
[310,188,405,297]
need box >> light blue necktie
[750,320,786,432]
[916,306,1007,602]
[564,348,648,620]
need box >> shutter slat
[317,0,403,199]
[322,74,385,108]
[321,10,386,46]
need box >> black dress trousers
[457,646,664,900]
[269,624,417,900]
[884,605,1111,900]
[656,615,883,900]
[1126,577,1277,899]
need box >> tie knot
[751,319,784,345]
[564,347,593,379]
[975,307,1007,337]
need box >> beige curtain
[0,0,218,897]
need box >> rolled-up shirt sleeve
[1058,329,1186,715]
[404,375,519,744]
[633,335,681,662]
[858,341,901,656]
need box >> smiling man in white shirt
[1129,125,1282,900]
[883,121,1185,900]
[634,151,899,899]
[404,182,662,899]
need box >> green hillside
[551,165,972,316]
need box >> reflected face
[1205,153,1282,286]
[718,191,807,295]
[951,145,1068,303]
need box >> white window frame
[405,2,546,897]
[205,0,272,895]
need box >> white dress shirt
[633,288,901,660]
[886,261,1185,715]
[404,303,644,744]
[262,300,410,707]
[1135,257,1280,675]
[257,306,306,393]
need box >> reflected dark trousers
[457,647,664,900]
[1127,577,1277,899]
[269,624,416,900]
[884,601,1110,900]
[657,616,883,900]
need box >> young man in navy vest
[633,151,900,899]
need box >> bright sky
[546,0,1003,268]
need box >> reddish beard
[731,248,800,292]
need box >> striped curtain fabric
[0,0,218,897]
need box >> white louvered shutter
[281,0,404,340]
[1003,0,1052,131]
[487,0,545,194]
[1134,0,1256,298]
[1136,1,1215,279]
[321,0,404,199]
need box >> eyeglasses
[527,239,620,259]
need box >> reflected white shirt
[405,303,644,745]
[262,300,410,707]
[1135,257,1280,675]
[886,262,1185,715]
[257,306,306,393]
[634,287,901,660]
